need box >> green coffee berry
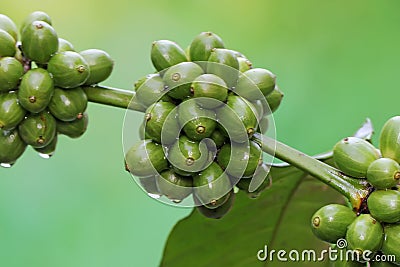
[257,116,269,134]
[189,32,224,63]
[207,48,239,88]
[20,11,52,34]
[48,87,88,121]
[345,214,383,254]
[144,101,179,145]
[0,128,27,166]
[217,140,262,178]
[367,158,400,189]
[194,190,235,219]
[0,29,16,57]
[235,68,276,101]
[333,137,380,178]
[380,116,400,163]
[56,112,88,138]
[47,51,90,88]
[155,170,193,203]
[193,162,231,209]
[135,74,172,108]
[151,40,187,72]
[236,170,272,199]
[0,14,18,41]
[0,57,24,92]
[190,73,228,109]
[58,38,74,52]
[178,100,217,141]
[216,94,258,142]
[168,135,211,176]
[251,100,265,121]
[125,139,168,177]
[367,190,400,223]
[138,121,147,140]
[237,56,253,72]
[21,21,58,64]
[163,62,203,100]
[80,49,114,85]
[381,224,400,265]
[18,68,54,113]
[210,129,226,148]
[310,204,356,243]
[34,134,57,158]
[18,111,57,148]
[0,91,26,130]
[264,85,284,114]
[139,176,162,199]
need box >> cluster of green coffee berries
[310,116,400,265]
[124,32,283,218]
[0,12,114,166]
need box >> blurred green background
[1,0,400,266]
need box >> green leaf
[160,166,342,267]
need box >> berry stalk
[82,85,145,112]
[253,133,370,210]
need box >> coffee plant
[1,11,399,266]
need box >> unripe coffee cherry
[381,224,400,265]
[151,40,187,72]
[194,190,235,219]
[0,14,18,41]
[80,49,114,85]
[0,57,24,92]
[310,204,356,243]
[189,32,225,62]
[125,139,168,177]
[0,91,26,130]
[168,135,210,176]
[380,116,400,163]
[155,170,193,203]
[178,100,217,141]
[216,95,258,142]
[0,128,27,165]
[345,214,383,254]
[56,112,89,139]
[237,56,253,73]
[333,137,380,178]
[135,74,172,108]
[18,68,54,113]
[48,87,88,121]
[20,11,52,34]
[193,162,231,209]
[207,48,239,88]
[235,68,276,101]
[264,85,284,115]
[21,20,58,64]
[190,74,228,109]
[0,29,16,57]
[163,62,203,100]
[144,101,179,145]
[367,158,400,189]
[367,190,400,223]
[18,111,57,148]
[217,140,262,178]
[47,51,90,88]
[57,38,74,52]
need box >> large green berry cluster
[0,12,114,166]
[124,32,283,218]
[310,116,400,265]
